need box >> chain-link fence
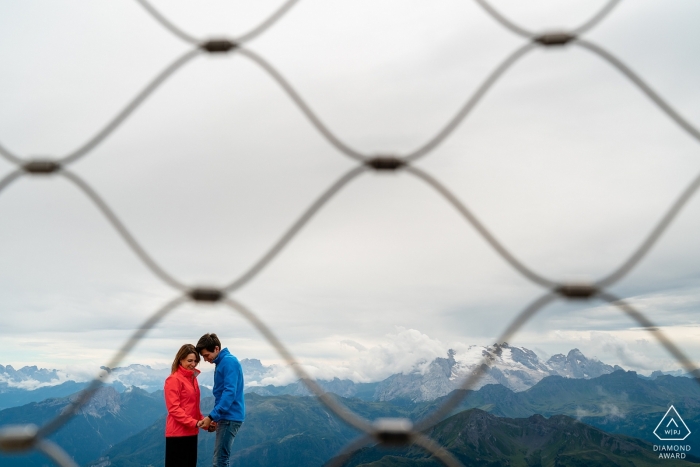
[1,1,699,466]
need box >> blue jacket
[210,348,245,422]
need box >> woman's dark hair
[196,333,221,354]
[171,344,200,374]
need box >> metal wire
[234,0,302,44]
[236,47,369,162]
[134,0,200,45]
[403,41,537,162]
[597,168,700,288]
[326,432,464,467]
[324,435,374,467]
[60,170,189,291]
[0,169,25,196]
[600,292,700,381]
[59,49,202,166]
[223,297,374,434]
[414,293,558,432]
[2,2,700,467]
[135,0,302,46]
[35,440,80,467]
[406,165,558,288]
[473,0,535,39]
[0,142,23,166]
[412,433,465,467]
[37,295,189,438]
[473,0,621,39]
[223,166,368,293]
[575,39,700,146]
[571,0,622,36]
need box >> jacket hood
[213,347,231,365]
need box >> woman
[165,344,204,467]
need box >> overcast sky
[1,0,699,382]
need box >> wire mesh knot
[534,32,576,46]
[0,425,38,453]
[22,160,62,174]
[189,288,224,302]
[200,40,238,53]
[372,418,414,446]
[365,157,406,171]
[555,283,598,299]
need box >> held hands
[197,416,217,432]
[197,417,210,430]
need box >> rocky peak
[241,358,273,382]
[547,348,622,379]
[67,386,121,418]
[0,364,61,385]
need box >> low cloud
[340,340,367,352]
[575,403,625,421]
[0,371,69,391]
[247,328,449,385]
[338,327,448,382]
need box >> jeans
[213,420,242,467]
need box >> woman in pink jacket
[164,344,204,467]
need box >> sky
[1,0,699,383]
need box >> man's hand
[197,416,212,430]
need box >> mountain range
[2,344,628,410]
[0,386,165,466]
[1,368,698,467]
[95,370,700,467]
[245,344,626,402]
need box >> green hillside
[342,409,697,467]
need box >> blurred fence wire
[1,0,700,466]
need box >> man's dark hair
[196,333,221,354]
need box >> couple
[164,333,245,467]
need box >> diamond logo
[654,405,691,441]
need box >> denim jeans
[213,420,242,467]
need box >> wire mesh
[1,1,699,466]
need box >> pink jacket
[164,366,203,437]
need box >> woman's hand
[197,417,211,430]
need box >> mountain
[339,408,699,467]
[0,364,63,386]
[0,386,165,467]
[373,344,624,401]
[0,364,91,410]
[245,344,625,402]
[415,370,700,454]
[0,358,267,410]
[245,377,379,400]
[0,380,90,410]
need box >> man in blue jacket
[196,333,245,467]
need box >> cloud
[247,328,450,385]
[340,340,367,351]
[592,332,657,371]
[0,369,69,391]
[575,403,625,421]
[340,327,448,381]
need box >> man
[195,333,245,467]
